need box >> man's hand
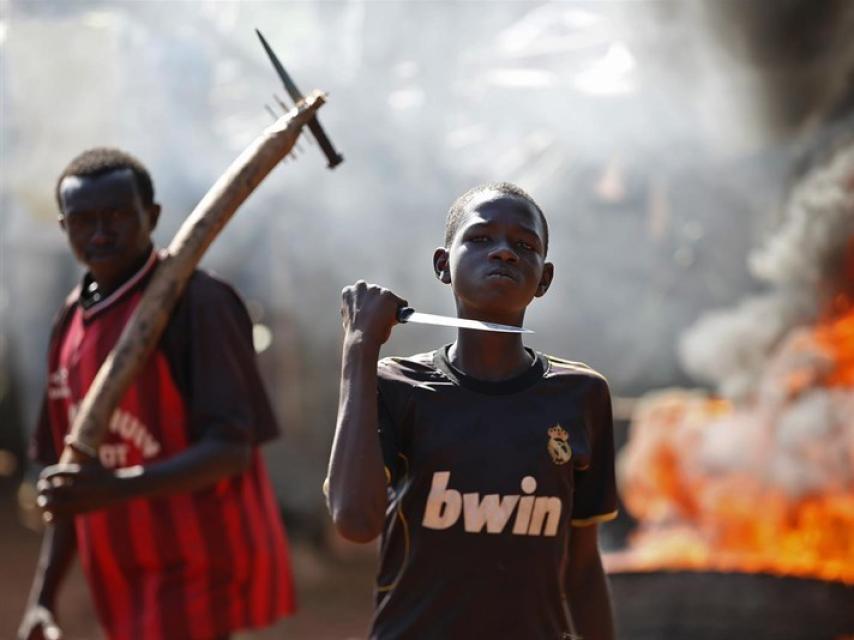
[340,280,407,349]
[37,463,136,517]
[18,604,62,640]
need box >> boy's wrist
[343,331,383,357]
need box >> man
[327,182,618,639]
[19,148,295,640]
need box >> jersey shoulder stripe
[543,355,607,382]
[379,351,436,370]
[378,351,442,385]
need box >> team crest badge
[547,425,572,465]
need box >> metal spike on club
[257,28,343,168]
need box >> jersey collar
[79,249,158,320]
[434,343,547,395]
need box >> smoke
[767,388,853,496]
[679,143,854,400]
[3,1,854,520]
[752,144,854,288]
[617,145,854,580]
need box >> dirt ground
[1,485,377,640]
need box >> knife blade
[396,307,533,334]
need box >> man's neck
[449,330,532,382]
[88,246,154,298]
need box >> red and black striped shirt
[33,251,296,639]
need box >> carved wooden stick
[59,91,327,465]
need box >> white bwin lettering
[422,471,461,529]
[422,472,562,536]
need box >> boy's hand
[37,463,134,517]
[18,604,62,640]
[341,280,407,349]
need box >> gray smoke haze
[680,142,854,400]
[617,146,854,570]
[2,0,853,517]
[750,144,854,289]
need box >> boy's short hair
[444,182,549,255]
[55,147,155,209]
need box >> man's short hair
[55,147,155,210]
[444,182,549,255]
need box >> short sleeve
[377,361,410,487]
[162,272,279,445]
[30,294,78,467]
[571,378,618,527]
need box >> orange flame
[614,305,854,583]
[815,297,854,387]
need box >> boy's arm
[565,524,615,640]
[19,519,76,640]
[325,281,406,543]
[37,436,250,516]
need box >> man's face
[58,169,158,286]
[440,192,553,319]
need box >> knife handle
[396,306,415,323]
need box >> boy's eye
[65,209,129,231]
[468,235,489,243]
[517,241,535,251]
[65,215,94,231]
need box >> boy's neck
[87,246,154,299]
[449,331,532,382]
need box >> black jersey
[371,345,618,640]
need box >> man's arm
[18,519,76,640]
[325,281,405,543]
[565,524,615,640]
[37,436,250,517]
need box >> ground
[0,485,376,640]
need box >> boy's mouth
[486,268,517,281]
[86,246,121,261]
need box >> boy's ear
[535,262,554,298]
[58,214,67,232]
[433,247,452,284]
[146,202,161,232]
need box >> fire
[816,296,854,387]
[614,305,854,584]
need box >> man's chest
[48,303,186,468]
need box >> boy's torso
[372,347,610,639]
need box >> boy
[326,183,618,639]
[19,148,295,640]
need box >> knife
[396,307,533,334]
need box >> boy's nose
[489,243,518,262]
[90,216,114,242]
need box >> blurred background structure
[1,1,853,638]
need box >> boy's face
[435,192,553,320]
[58,169,160,287]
